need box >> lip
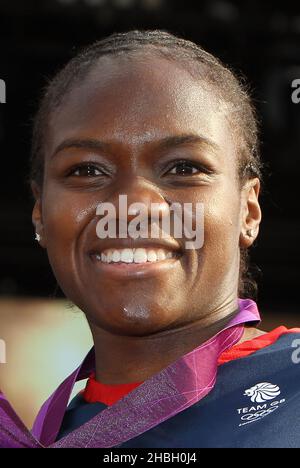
[87,251,182,279]
[87,238,182,255]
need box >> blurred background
[0,0,299,428]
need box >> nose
[94,175,183,250]
[109,176,170,222]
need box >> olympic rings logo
[240,405,278,422]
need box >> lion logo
[244,382,281,403]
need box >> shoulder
[239,325,300,346]
[219,326,300,366]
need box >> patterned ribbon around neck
[0,298,260,448]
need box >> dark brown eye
[70,164,104,177]
[168,162,200,176]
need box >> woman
[1,30,299,448]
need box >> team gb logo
[244,382,281,403]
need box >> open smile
[87,242,183,278]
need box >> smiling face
[32,54,261,336]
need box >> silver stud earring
[35,233,41,242]
[246,229,254,238]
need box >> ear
[31,181,46,248]
[239,178,262,248]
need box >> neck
[89,296,241,385]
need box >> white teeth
[93,247,176,264]
[133,248,148,263]
[112,250,121,262]
[120,248,134,263]
[157,249,166,261]
[147,250,157,262]
[106,250,112,262]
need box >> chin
[86,301,177,337]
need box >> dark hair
[30,29,263,299]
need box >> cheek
[41,184,95,271]
[43,196,80,244]
[200,186,241,271]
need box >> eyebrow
[52,133,219,159]
[155,133,219,153]
[52,138,111,159]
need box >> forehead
[47,55,236,163]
